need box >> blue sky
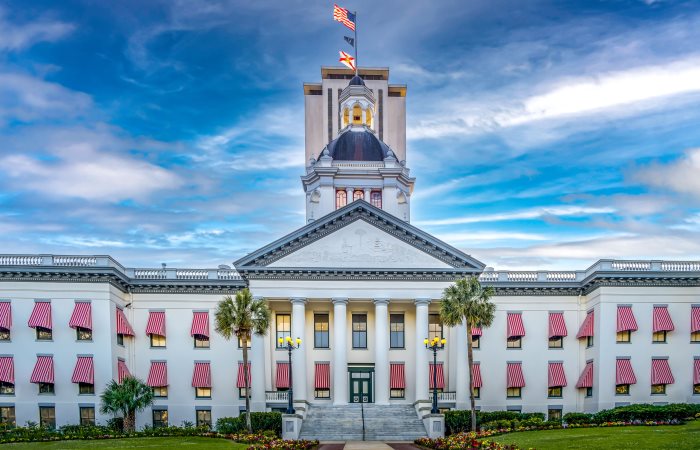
[1,0,700,270]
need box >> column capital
[290,297,307,305]
[332,297,349,305]
[373,298,390,306]
[414,298,432,306]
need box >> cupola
[339,76,375,130]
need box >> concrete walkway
[318,443,420,450]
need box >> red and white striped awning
[192,362,211,388]
[147,361,168,387]
[576,361,593,388]
[30,356,54,384]
[116,308,135,336]
[471,326,482,337]
[506,313,525,338]
[390,363,405,389]
[695,358,700,385]
[276,362,290,389]
[237,362,251,388]
[616,358,637,385]
[651,358,674,385]
[146,311,166,336]
[471,363,482,388]
[0,356,14,384]
[190,312,209,337]
[117,359,130,383]
[576,311,594,339]
[692,306,700,333]
[548,362,567,387]
[28,301,51,329]
[0,302,11,331]
[69,302,92,330]
[506,362,525,388]
[651,306,674,332]
[72,356,94,384]
[548,313,567,338]
[315,362,330,389]
[616,306,638,332]
[429,363,445,390]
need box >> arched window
[352,104,362,124]
[365,108,372,128]
[336,190,347,209]
[343,108,349,127]
[353,190,364,201]
[370,191,382,208]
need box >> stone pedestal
[281,414,303,440]
[422,414,445,439]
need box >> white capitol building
[0,67,698,438]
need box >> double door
[349,368,373,403]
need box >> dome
[327,128,391,161]
[348,75,365,86]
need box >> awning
[651,358,674,385]
[429,363,445,389]
[692,307,700,333]
[146,311,166,336]
[548,313,567,338]
[506,313,525,338]
[276,362,290,389]
[576,311,594,339]
[237,362,251,388]
[116,308,135,336]
[548,362,567,387]
[652,306,674,332]
[576,361,593,388]
[616,358,637,385]
[192,362,211,388]
[190,312,209,337]
[695,358,700,385]
[315,362,330,389]
[0,356,14,384]
[117,359,130,383]
[69,302,92,330]
[72,356,94,384]
[471,363,482,388]
[147,361,168,387]
[0,302,11,331]
[28,302,51,330]
[390,363,405,389]
[30,356,54,384]
[471,326,482,337]
[506,362,525,388]
[616,306,638,332]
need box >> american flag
[333,4,356,31]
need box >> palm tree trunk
[466,322,476,432]
[125,410,135,433]
[242,334,252,433]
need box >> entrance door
[349,369,373,403]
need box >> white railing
[176,270,208,280]
[479,272,499,282]
[429,391,456,402]
[53,256,97,266]
[507,272,538,282]
[660,261,700,272]
[217,270,242,280]
[266,391,288,402]
[0,255,43,265]
[133,269,167,279]
[611,261,651,271]
[546,272,577,281]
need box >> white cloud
[415,206,616,227]
[434,231,549,243]
[0,9,74,51]
[634,148,700,200]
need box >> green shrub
[215,412,281,436]
[563,412,593,424]
[215,417,243,434]
[445,410,473,434]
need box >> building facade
[0,67,699,430]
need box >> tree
[99,376,154,432]
[440,275,495,432]
[215,288,271,433]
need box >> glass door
[349,370,373,403]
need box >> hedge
[215,412,282,436]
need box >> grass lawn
[492,419,700,449]
[3,437,249,449]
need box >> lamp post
[424,336,446,414]
[278,336,301,414]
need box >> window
[616,330,631,343]
[548,387,562,398]
[586,336,594,348]
[0,382,14,395]
[36,327,52,341]
[79,383,94,395]
[353,190,364,201]
[428,314,443,341]
[80,406,95,426]
[196,409,212,428]
[239,387,248,399]
[694,384,700,395]
[507,387,521,398]
[196,387,211,399]
[152,409,168,428]
[0,329,9,341]
[152,386,168,398]
[117,333,124,346]
[39,406,55,429]
[370,191,382,208]
[390,388,405,399]
[276,314,291,348]
[507,337,522,349]
[616,384,630,395]
[473,387,480,399]
[548,408,562,422]
[237,336,251,349]
[651,384,666,395]
[336,190,347,209]
[150,334,166,347]
[195,335,210,348]
[39,383,54,394]
[390,314,404,348]
[586,387,593,397]
[652,331,667,343]
[315,388,331,398]
[342,108,349,127]
[472,335,480,349]
[352,104,361,124]
[76,327,92,341]
[692,331,700,342]
[365,108,372,128]
[0,406,15,427]
[352,314,367,348]
[314,314,329,348]
[548,336,563,348]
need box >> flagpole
[354,11,358,75]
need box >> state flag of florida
[339,51,356,71]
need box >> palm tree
[440,275,495,432]
[215,288,271,433]
[99,376,154,432]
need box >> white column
[250,297,267,412]
[291,298,307,402]
[455,319,469,410]
[346,187,353,203]
[364,188,371,200]
[374,298,390,404]
[415,298,431,401]
[332,297,348,405]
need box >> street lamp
[424,336,446,414]
[278,336,301,414]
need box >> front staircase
[298,404,427,442]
